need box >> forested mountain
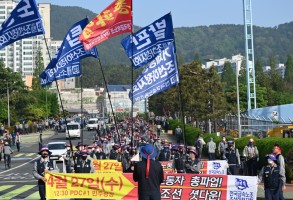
[50,5,293,87]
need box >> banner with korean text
[92,159,123,173]
[161,160,228,174]
[40,18,98,86]
[0,0,45,49]
[46,173,257,200]
[130,42,179,102]
[121,13,174,69]
[79,0,132,50]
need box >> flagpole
[97,58,120,143]
[130,0,134,147]
[42,35,76,165]
[170,13,186,147]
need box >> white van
[66,122,81,139]
[86,118,99,131]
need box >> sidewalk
[20,130,55,144]
[159,130,293,199]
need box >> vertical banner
[79,0,132,50]
[121,13,174,69]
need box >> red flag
[79,0,132,50]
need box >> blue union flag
[130,42,179,102]
[0,0,45,49]
[121,13,174,69]
[40,18,98,87]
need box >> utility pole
[7,82,10,127]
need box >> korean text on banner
[200,160,228,174]
[40,18,98,87]
[79,0,132,50]
[46,173,257,200]
[92,159,123,173]
[121,13,174,69]
[130,42,179,103]
[0,0,45,49]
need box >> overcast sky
[36,0,293,28]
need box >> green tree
[32,48,44,91]
[221,61,236,88]
[285,54,293,84]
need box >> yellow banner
[92,159,123,173]
[45,172,136,199]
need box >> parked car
[86,118,99,131]
[66,122,81,139]
[48,142,67,161]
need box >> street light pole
[7,82,10,127]
[236,65,242,138]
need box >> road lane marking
[0,185,35,199]
[0,156,39,174]
[24,191,39,199]
[0,185,14,192]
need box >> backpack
[276,154,288,164]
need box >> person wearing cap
[15,132,22,152]
[223,140,240,175]
[258,154,283,200]
[3,141,13,169]
[194,134,205,160]
[173,145,186,173]
[133,144,164,200]
[95,145,106,160]
[273,144,286,199]
[74,142,84,161]
[74,150,95,173]
[185,147,201,174]
[158,144,171,161]
[32,146,59,200]
[243,138,259,176]
[109,143,121,161]
[153,137,163,160]
[206,137,216,161]
[175,126,183,143]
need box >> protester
[185,147,201,174]
[15,132,22,152]
[158,144,171,161]
[223,140,240,175]
[38,133,43,151]
[258,154,284,200]
[218,136,227,159]
[194,134,205,160]
[173,145,186,173]
[273,144,286,199]
[32,146,58,200]
[74,150,95,173]
[243,138,259,176]
[3,141,13,169]
[175,126,183,144]
[206,137,216,160]
[133,144,164,200]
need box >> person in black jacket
[258,154,282,200]
[133,144,164,200]
[32,146,58,200]
[74,150,95,173]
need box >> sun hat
[139,144,157,179]
[38,146,52,155]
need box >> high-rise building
[0,1,62,87]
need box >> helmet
[188,147,197,155]
[227,140,234,145]
[249,138,254,143]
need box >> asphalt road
[0,129,96,199]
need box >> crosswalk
[13,153,37,158]
[0,185,39,199]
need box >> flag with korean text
[40,18,98,87]
[0,0,45,49]
[121,13,174,69]
[130,42,179,102]
[79,0,132,50]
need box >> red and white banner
[46,173,258,200]
[79,0,132,50]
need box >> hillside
[50,5,293,87]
